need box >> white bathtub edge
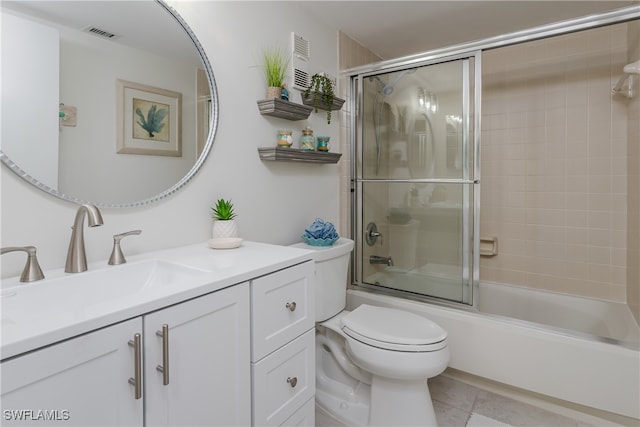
[347,289,640,420]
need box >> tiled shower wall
[480,23,634,303]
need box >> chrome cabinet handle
[285,302,297,312]
[128,333,142,400]
[156,324,170,385]
[287,377,298,388]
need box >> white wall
[1,12,59,188]
[1,1,341,278]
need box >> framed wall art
[116,79,182,156]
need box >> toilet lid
[341,304,447,351]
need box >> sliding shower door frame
[347,5,640,310]
[351,51,482,308]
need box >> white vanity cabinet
[250,261,316,426]
[1,318,144,426]
[0,284,250,427]
[144,283,250,426]
[0,241,316,427]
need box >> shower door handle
[365,222,383,246]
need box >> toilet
[291,238,450,426]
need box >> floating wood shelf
[257,99,313,120]
[258,147,342,164]
[300,93,345,111]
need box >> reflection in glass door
[354,54,479,305]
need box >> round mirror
[0,0,218,208]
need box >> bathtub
[478,281,640,345]
[346,287,640,419]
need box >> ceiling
[298,1,638,60]
[2,1,637,66]
[1,0,199,65]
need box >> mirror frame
[0,0,218,209]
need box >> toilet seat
[341,304,447,352]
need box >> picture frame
[116,79,182,156]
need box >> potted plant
[302,73,344,124]
[262,47,288,100]
[211,198,238,239]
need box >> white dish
[208,237,243,249]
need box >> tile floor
[315,374,594,427]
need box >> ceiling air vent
[83,26,119,40]
[290,32,310,91]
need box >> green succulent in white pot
[211,198,238,239]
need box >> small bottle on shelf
[299,126,315,150]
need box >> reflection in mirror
[446,115,462,171]
[363,61,466,181]
[0,0,217,208]
[408,112,435,178]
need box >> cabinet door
[144,283,251,427]
[1,318,143,426]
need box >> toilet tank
[290,238,354,322]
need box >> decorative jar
[277,130,293,147]
[316,136,330,152]
[299,126,315,150]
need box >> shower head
[370,68,417,96]
[623,59,640,75]
[612,59,640,97]
[382,68,417,95]
[381,84,394,96]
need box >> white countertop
[0,241,314,360]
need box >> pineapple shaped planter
[211,199,238,239]
[212,220,238,239]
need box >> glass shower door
[354,54,479,305]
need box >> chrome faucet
[369,255,394,267]
[65,204,104,273]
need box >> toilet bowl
[291,238,450,426]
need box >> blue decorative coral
[302,218,339,246]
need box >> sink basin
[100,259,209,290]
[1,260,210,307]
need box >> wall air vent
[82,26,119,40]
[290,32,310,91]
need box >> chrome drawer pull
[285,302,297,312]
[156,324,170,385]
[287,376,298,388]
[128,333,142,400]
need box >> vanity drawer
[251,261,314,361]
[252,329,315,426]
[280,396,315,427]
